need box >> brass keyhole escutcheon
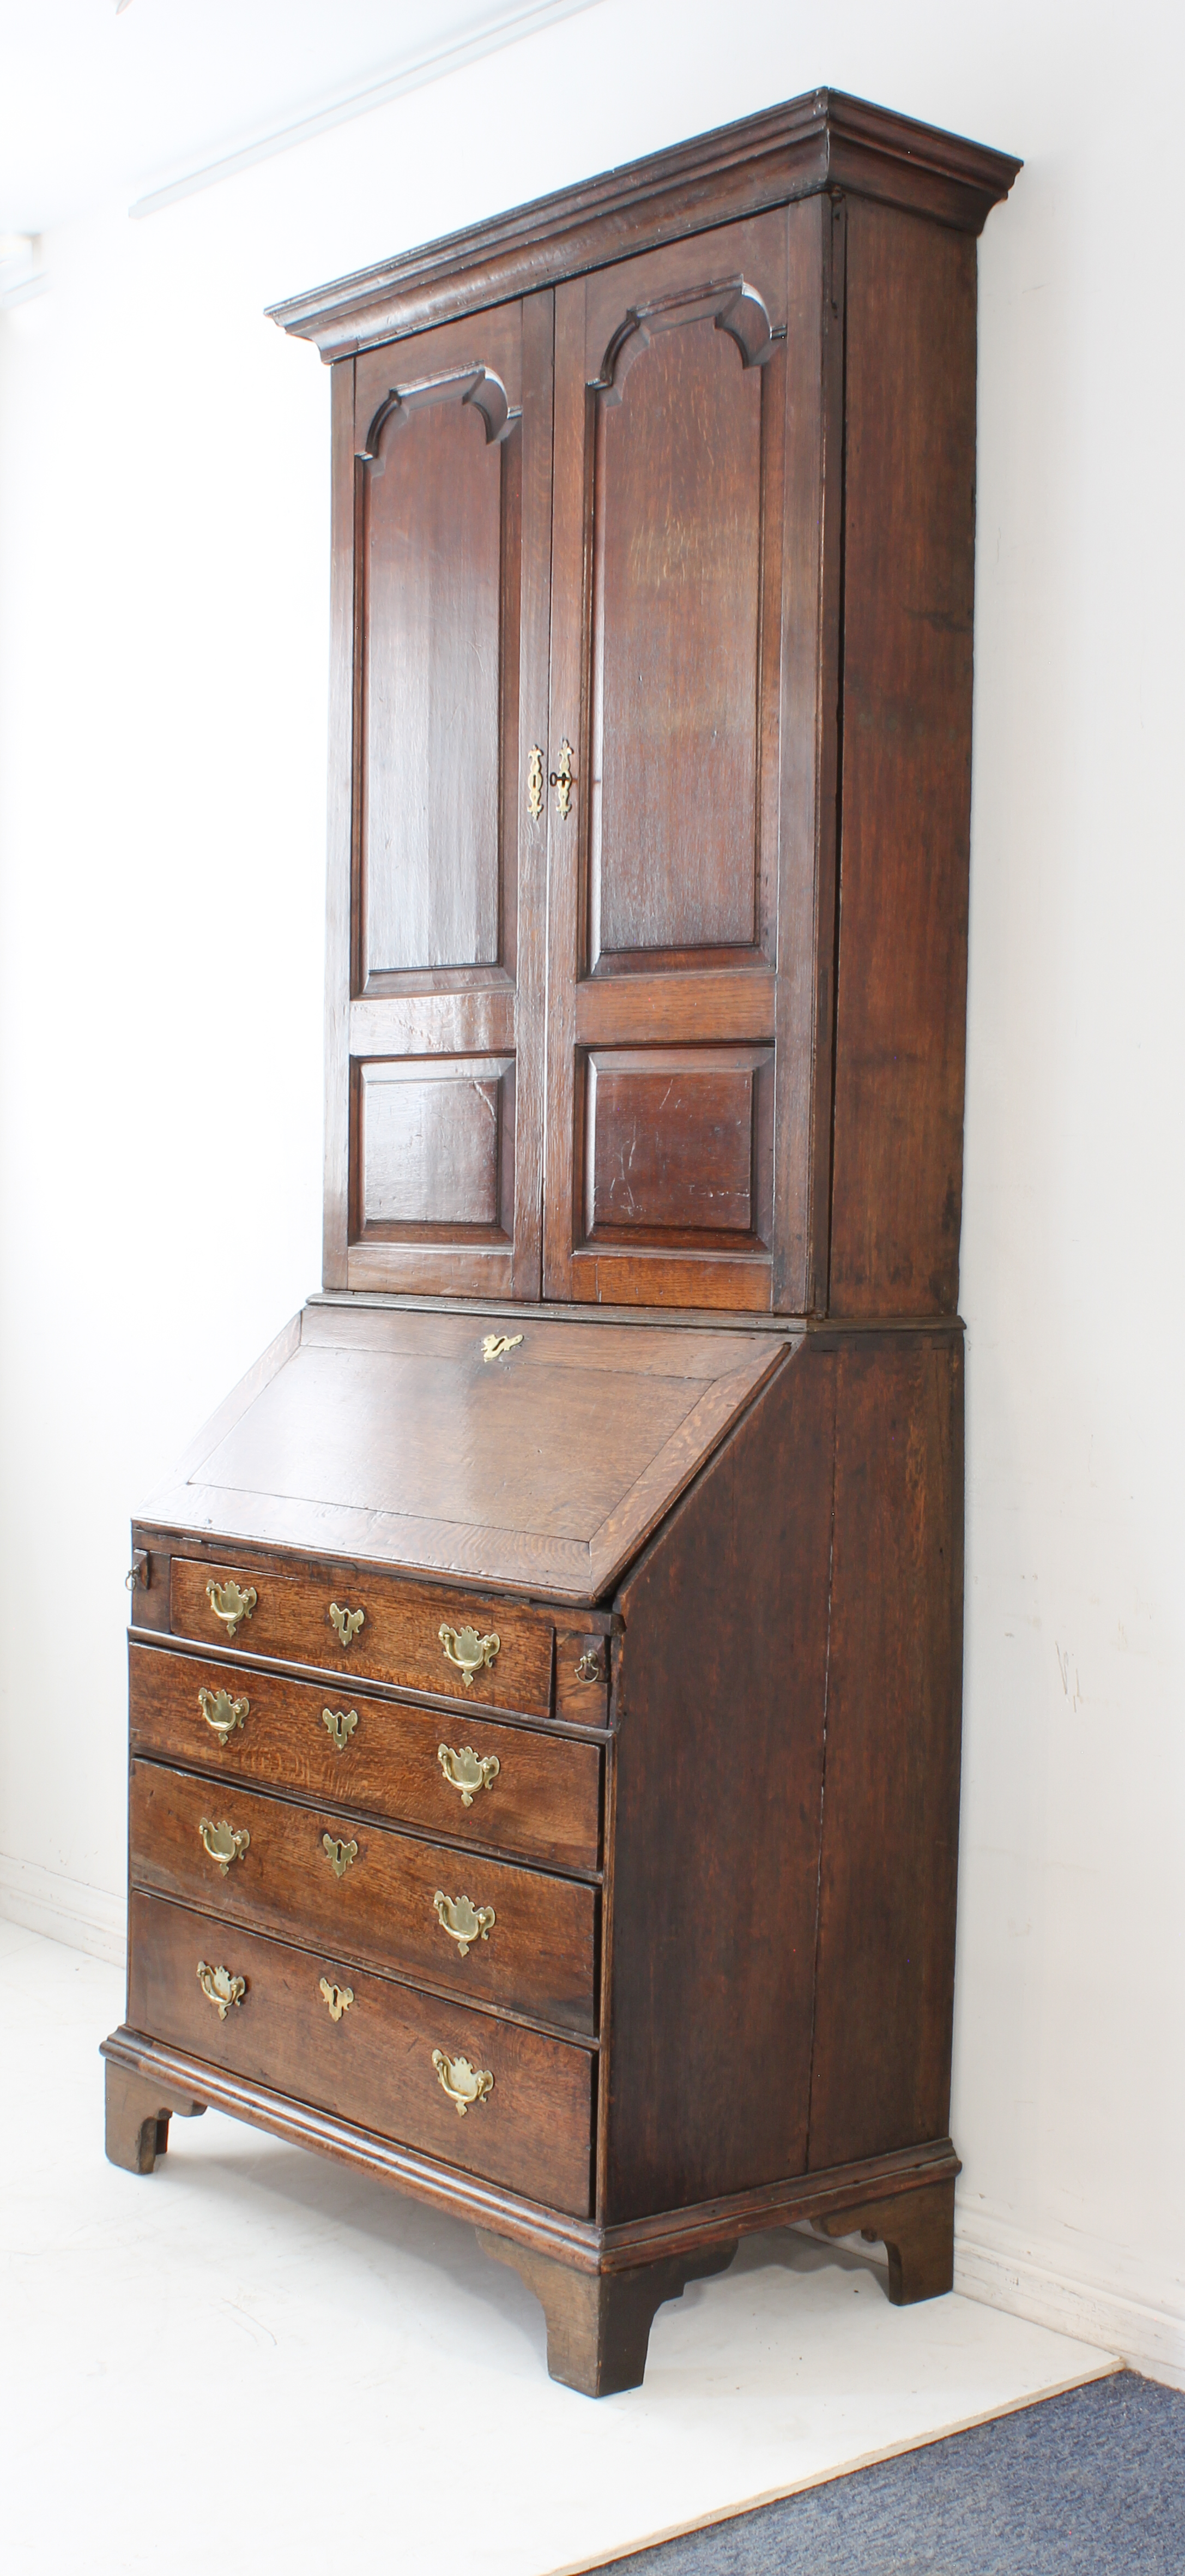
[481,1332,523,1363]
[437,1743,500,1806]
[205,1578,256,1639]
[322,1708,358,1753]
[329,1602,365,1648]
[549,738,575,820]
[322,1832,358,1880]
[198,1817,250,1876]
[527,745,544,820]
[433,1891,495,1958]
[198,1686,249,1747]
[319,1977,354,2023]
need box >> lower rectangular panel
[128,1891,594,2217]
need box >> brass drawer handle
[438,1623,500,1688]
[323,1708,358,1752]
[431,2049,493,2116]
[206,1578,256,1638]
[198,1686,249,1746]
[322,1832,358,1880]
[437,1743,500,1805]
[433,1891,495,1957]
[198,1817,250,1875]
[319,1977,354,2022]
[196,1960,245,2019]
[329,1600,365,1647]
[574,1650,603,1683]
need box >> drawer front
[170,1555,554,1717]
[130,1761,597,2035]
[128,1890,592,2218]
[130,1645,601,1873]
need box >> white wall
[2,0,1182,2382]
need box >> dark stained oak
[806,1331,964,2170]
[477,2231,738,2397]
[127,1892,595,2218]
[107,91,1018,2393]
[827,203,978,1315]
[813,2176,957,2304]
[268,91,1019,357]
[605,1339,833,2219]
[168,1554,557,1716]
[129,1760,598,2034]
[129,1644,604,1872]
[104,2061,205,2174]
[144,1301,789,1599]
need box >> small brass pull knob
[329,1602,365,1648]
[206,1578,256,1638]
[198,1686,249,1746]
[431,2049,493,2116]
[438,1623,500,1689]
[433,1891,495,1957]
[198,1817,250,1876]
[196,1960,245,2019]
[549,738,575,820]
[574,1650,603,1683]
[527,745,544,821]
[322,1708,358,1753]
[322,1832,358,1880]
[437,1743,500,1805]
[319,1977,354,2023]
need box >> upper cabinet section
[274,89,1019,1318]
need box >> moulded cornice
[267,86,1021,360]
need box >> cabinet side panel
[604,1344,834,2221]
[829,203,977,1316]
[807,1332,963,2169]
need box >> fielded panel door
[325,298,553,1297]
[541,200,841,1314]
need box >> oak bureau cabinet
[104,89,1019,2395]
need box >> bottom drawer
[127,1891,593,2218]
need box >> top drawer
[169,1557,554,1717]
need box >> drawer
[130,1760,597,2036]
[128,1890,592,2218]
[169,1555,554,1716]
[130,1645,601,1873]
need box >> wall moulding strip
[129,0,604,221]
[0,1854,125,1966]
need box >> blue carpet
[600,2370,1185,2574]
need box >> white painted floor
[1,1921,1117,2576]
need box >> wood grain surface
[169,1554,556,1714]
[129,1760,598,2033]
[268,89,1019,357]
[126,1891,594,2216]
[146,1303,791,1599]
[604,1339,835,2219]
[806,1330,964,2167]
[129,1643,603,1871]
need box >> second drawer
[129,1645,602,1872]
[129,1761,597,2035]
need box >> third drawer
[129,1759,597,2036]
[129,1644,602,1873]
